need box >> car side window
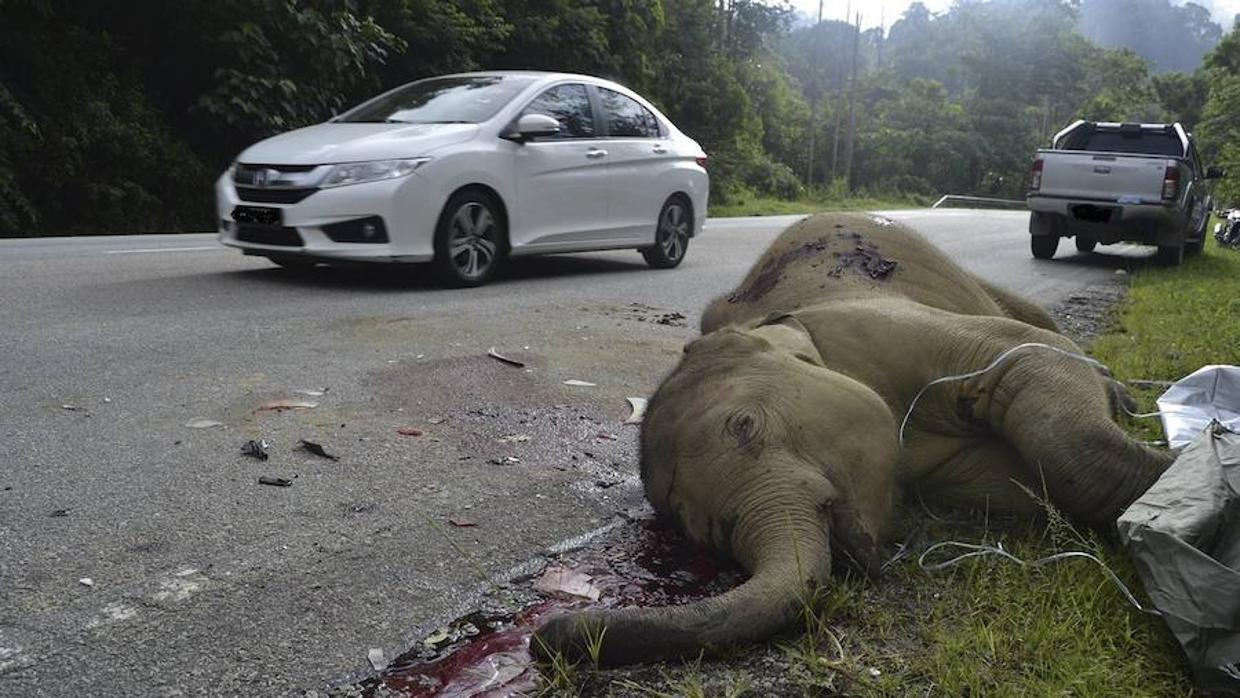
[599,87,661,138]
[520,84,595,139]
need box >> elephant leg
[977,354,1172,524]
[908,437,1043,517]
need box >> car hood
[236,122,479,165]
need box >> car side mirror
[503,114,560,142]
[1207,166,1227,180]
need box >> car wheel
[1186,236,1204,256]
[1155,240,1185,266]
[268,255,317,272]
[433,190,505,287]
[1031,234,1058,260]
[1074,235,1096,253]
[641,197,691,269]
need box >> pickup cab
[1026,120,1224,265]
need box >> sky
[785,0,1240,31]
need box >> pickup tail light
[696,155,708,169]
[1162,165,1180,200]
[1030,158,1044,191]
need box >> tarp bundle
[1118,423,1240,694]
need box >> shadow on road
[233,253,652,291]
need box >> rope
[917,540,1161,616]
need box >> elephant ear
[825,498,884,578]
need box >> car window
[598,87,660,138]
[1062,128,1185,157]
[337,75,536,124]
[520,84,596,139]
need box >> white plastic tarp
[1157,365,1240,449]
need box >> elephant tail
[530,504,835,666]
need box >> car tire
[1185,236,1204,256]
[268,255,317,272]
[1031,234,1058,260]
[1074,235,1097,253]
[641,196,692,269]
[433,190,506,288]
[1155,240,1185,266]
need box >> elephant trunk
[989,359,1173,524]
[531,499,832,665]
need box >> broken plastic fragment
[624,397,648,424]
[396,427,424,437]
[563,379,596,387]
[79,578,94,588]
[240,440,269,461]
[487,347,525,368]
[294,389,326,397]
[367,647,387,672]
[257,476,293,487]
[259,399,318,411]
[185,419,225,429]
[533,566,601,601]
[61,404,77,411]
[298,439,338,460]
[448,516,478,527]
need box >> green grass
[708,192,933,218]
[1092,226,1240,431]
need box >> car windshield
[337,75,536,124]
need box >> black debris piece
[241,439,269,461]
[298,439,339,461]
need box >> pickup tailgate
[1038,150,1170,202]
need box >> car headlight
[320,158,431,188]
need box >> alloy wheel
[446,202,499,281]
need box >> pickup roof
[1026,121,1223,266]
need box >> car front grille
[236,225,304,247]
[235,187,317,204]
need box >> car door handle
[652,144,668,154]
[586,149,608,159]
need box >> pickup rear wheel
[1074,236,1097,253]
[1154,240,1185,266]
[1031,235,1059,260]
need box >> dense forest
[1,0,1238,236]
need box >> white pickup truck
[1026,120,1224,266]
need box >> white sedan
[215,71,709,286]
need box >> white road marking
[103,246,220,255]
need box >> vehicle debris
[487,348,525,368]
[184,418,225,429]
[49,509,69,517]
[532,566,601,601]
[396,427,424,437]
[294,389,326,397]
[79,578,94,588]
[61,404,78,411]
[488,456,521,465]
[368,648,388,672]
[298,439,338,461]
[258,399,318,411]
[257,476,293,487]
[448,517,478,528]
[624,397,648,424]
[240,440,269,461]
[563,379,596,387]
[497,433,530,443]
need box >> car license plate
[232,205,282,226]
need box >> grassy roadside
[540,229,1238,696]
[707,192,934,218]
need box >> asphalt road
[0,210,1150,695]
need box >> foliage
[0,0,1235,235]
